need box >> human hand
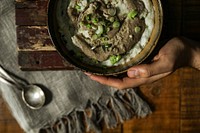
[86,37,192,89]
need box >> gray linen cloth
[0,0,151,132]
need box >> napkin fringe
[39,89,151,133]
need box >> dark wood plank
[17,26,53,50]
[17,26,76,70]
[15,0,76,70]
[18,51,75,70]
[15,0,48,9]
[15,0,48,26]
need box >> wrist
[181,37,200,70]
[190,44,200,70]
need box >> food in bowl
[51,0,162,74]
[67,0,154,66]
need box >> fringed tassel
[39,89,151,133]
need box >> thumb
[127,64,153,78]
[127,57,172,78]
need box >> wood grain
[18,51,74,70]
[17,26,53,50]
[16,0,74,70]
[123,68,200,133]
[123,69,181,133]
[15,0,48,26]
[180,68,200,133]
[0,97,22,133]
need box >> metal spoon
[0,66,45,110]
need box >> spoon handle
[0,66,22,90]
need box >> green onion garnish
[86,24,92,29]
[101,37,109,42]
[113,21,120,28]
[92,34,98,40]
[75,5,81,11]
[86,15,91,21]
[109,17,115,22]
[109,55,122,64]
[106,27,111,33]
[128,10,138,20]
[92,17,99,24]
[134,26,141,33]
[95,25,104,35]
[79,22,84,26]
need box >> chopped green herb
[92,17,99,24]
[92,34,98,40]
[106,27,111,33]
[134,26,141,33]
[95,25,104,35]
[75,5,81,11]
[101,37,109,42]
[86,15,92,21]
[109,55,122,64]
[113,21,120,28]
[86,24,92,29]
[79,22,84,26]
[128,10,138,20]
[109,17,115,22]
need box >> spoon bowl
[22,85,45,110]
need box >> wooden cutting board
[1,0,200,132]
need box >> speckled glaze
[48,0,163,75]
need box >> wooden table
[1,0,200,132]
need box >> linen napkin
[0,0,151,132]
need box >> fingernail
[128,70,140,78]
[84,72,92,76]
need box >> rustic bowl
[48,0,163,75]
